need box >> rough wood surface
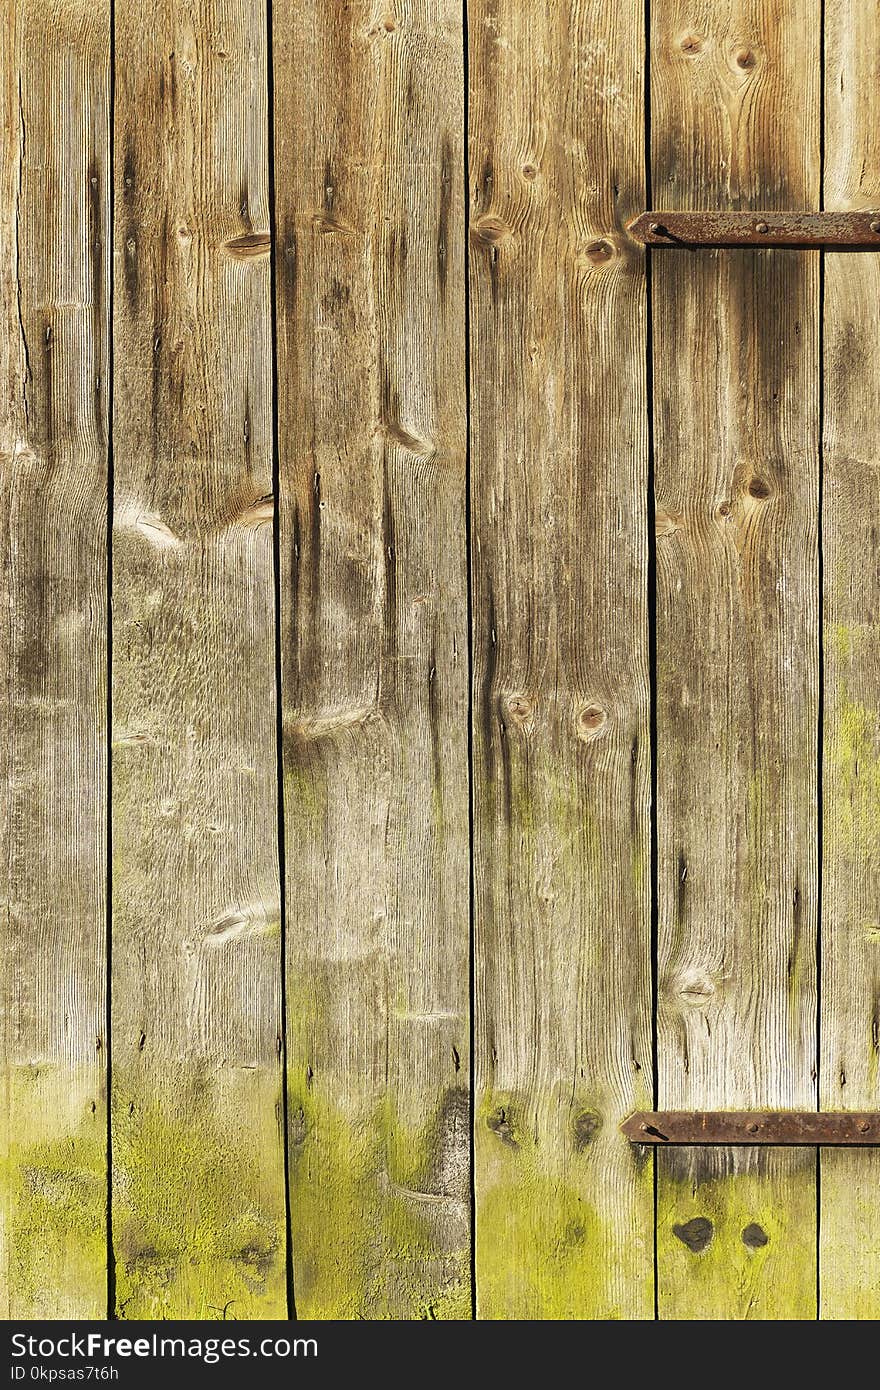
[0,0,109,1318]
[111,0,286,1318]
[651,0,820,1319]
[820,0,880,1322]
[273,1,471,1319]
[469,0,653,1319]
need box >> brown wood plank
[0,0,109,1318]
[273,1,471,1318]
[820,0,880,1321]
[469,0,653,1319]
[111,0,286,1318]
[652,0,820,1319]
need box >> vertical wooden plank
[0,0,109,1318]
[470,2,653,1318]
[274,3,471,1318]
[111,0,286,1317]
[820,0,880,1321]
[652,0,820,1318]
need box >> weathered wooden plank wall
[468,0,653,1318]
[273,0,471,1319]
[1,0,109,1318]
[3,0,880,1323]
[820,0,880,1320]
[111,0,286,1318]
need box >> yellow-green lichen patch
[111,1070,287,1319]
[283,760,327,826]
[288,1086,470,1319]
[657,1149,816,1320]
[820,1149,880,1320]
[828,621,876,665]
[827,698,880,861]
[475,1091,654,1319]
[1,1065,107,1318]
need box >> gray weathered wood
[274,0,471,1318]
[652,0,820,1320]
[0,0,109,1319]
[469,0,654,1319]
[820,0,880,1321]
[111,0,286,1318]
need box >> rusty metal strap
[621,1111,880,1145]
[628,211,880,247]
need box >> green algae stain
[478,1171,611,1318]
[288,1086,470,1320]
[827,698,880,861]
[657,1154,816,1320]
[828,621,876,664]
[820,1150,880,1320]
[2,1072,107,1318]
[476,1092,653,1320]
[283,760,326,827]
[112,1076,287,1320]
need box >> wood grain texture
[274,1,471,1319]
[111,0,286,1318]
[469,0,653,1319]
[652,0,820,1319]
[0,0,109,1318]
[820,0,880,1321]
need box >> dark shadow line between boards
[643,0,661,1326]
[462,0,478,1324]
[106,0,117,1323]
[265,0,297,1322]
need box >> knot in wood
[471,215,511,248]
[577,704,608,740]
[676,970,716,1007]
[673,1217,713,1253]
[742,1222,769,1248]
[748,475,772,500]
[572,1110,601,1150]
[584,238,616,266]
[655,507,683,538]
[486,1106,518,1148]
[506,693,535,726]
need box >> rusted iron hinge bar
[627,210,880,247]
[621,1111,880,1145]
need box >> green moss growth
[475,1091,653,1319]
[2,1066,107,1318]
[657,1153,816,1319]
[827,697,880,860]
[288,1086,470,1319]
[112,1071,287,1319]
[828,621,875,664]
[820,1150,880,1319]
